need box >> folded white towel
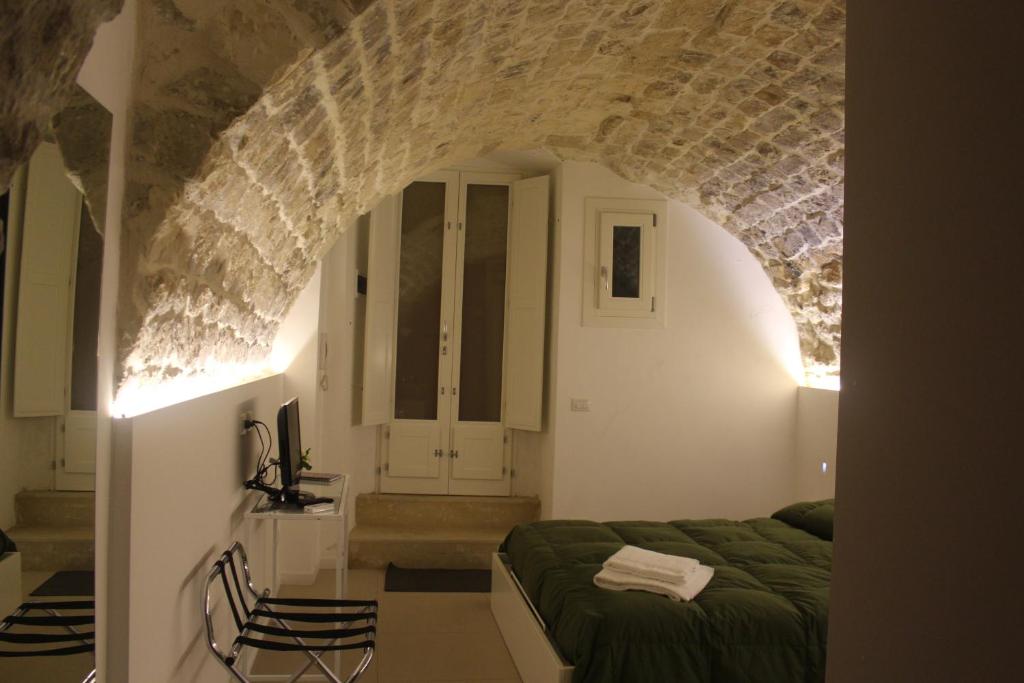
[593,564,714,602]
[604,545,700,583]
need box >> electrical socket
[240,411,254,436]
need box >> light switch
[570,398,591,412]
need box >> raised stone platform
[349,494,540,570]
[6,491,95,571]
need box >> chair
[203,542,376,683]
[0,598,96,683]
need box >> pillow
[772,499,835,541]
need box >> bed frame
[489,553,574,683]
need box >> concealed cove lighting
[803,364,841,391]
[111,359,276,418]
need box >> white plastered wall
[795,386,839,501]
[317,218,381,533]
[270,264,325,583]
[113,375,279,683]
[61,1,139,679]
[536,160,806,521]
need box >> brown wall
[828,2,1024,681]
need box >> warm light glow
[111,359,276,418]
[803,365,840,391]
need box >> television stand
[244,475,350,678]
[284,489,333,506]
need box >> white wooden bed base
[490,553,574,683]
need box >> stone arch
[120,0,844,395]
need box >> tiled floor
[252,569,522,682]
[0,570,95,683]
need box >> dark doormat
[30,570,95,597]
[384,563,491,593]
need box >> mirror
[0,85,111,682]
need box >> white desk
[244,475,350,680]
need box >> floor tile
[377,592,496,635]
[378,628,518,681]
[253,569,520,683]
[0,570,95,683]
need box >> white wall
[113,375,279,683]
[541,161,804,521]
[79,1,139,678]
[271,264,325,582]
[795,386,838,501]
[318,219,379,530]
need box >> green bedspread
[499,499,834,683]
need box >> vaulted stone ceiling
[124,0,844,392]
[3,0,846,395]
[0,0,124,190]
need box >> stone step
[355,493,540,531]
[5,525,94,571]
[349,526,506,570]
[15,491,95,528]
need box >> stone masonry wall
[0,0,124,192]
[122,0,845,392]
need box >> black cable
[249,420,277,487]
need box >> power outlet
[240,411,255,435]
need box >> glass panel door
[394,181,446,420]
[383,171,459,496]
[449,173,517,494]
[457,183,509,423]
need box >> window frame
[582,197,667,328]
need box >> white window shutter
[361,194,399,425]
[504,175,550,431]
[14,142,79,417]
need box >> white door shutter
[361,195,399,425]
[63,411,98,473]
[14,142,79,417]
[504,175,549,431]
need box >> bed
[490,499,834,683]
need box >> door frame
[380,170,459,494]
[381,170,520,496]
[56,195,96,491]
[448,173,520,496]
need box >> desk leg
[272,519,279,593]
[335,517,346,675]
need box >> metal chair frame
[0,598,96,683]
[203,542,376,683]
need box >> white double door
[382,171,520,496]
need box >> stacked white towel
[594,545,714,602]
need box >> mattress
[499,500,834,683]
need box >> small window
[583,198,666,328]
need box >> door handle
[448,450,459,459]
[433,449,443,458]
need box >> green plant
[299,447,313,471]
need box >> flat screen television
[277,397,302,491]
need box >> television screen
[277,397,302,489]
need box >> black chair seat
[204,541,376,682]
[0,598,96,681]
